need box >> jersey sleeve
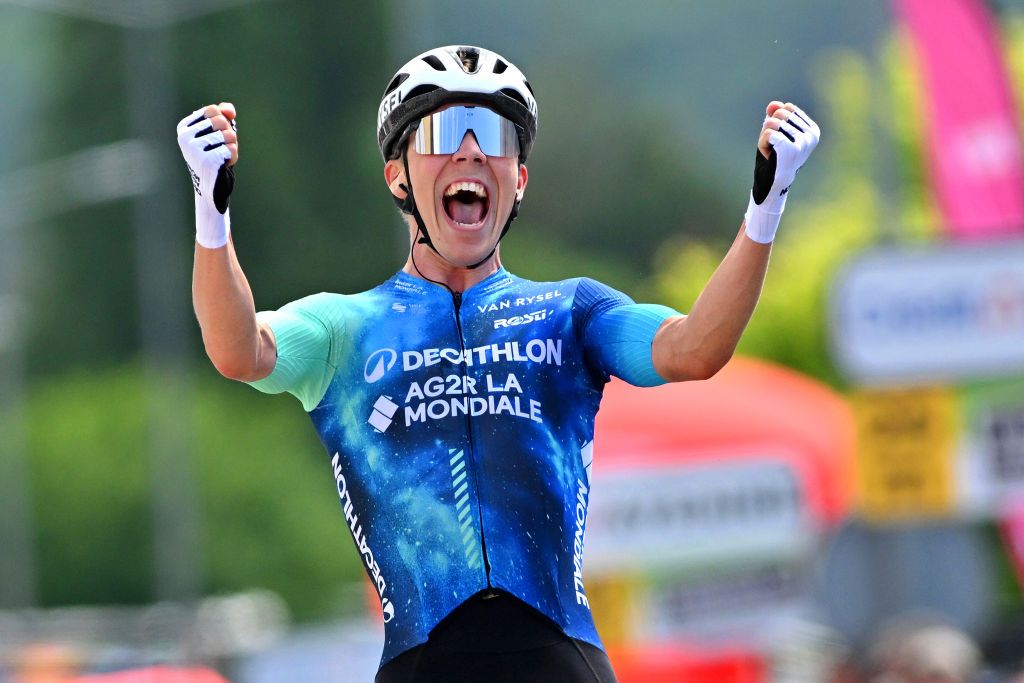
[572,278,683,387]
[245,292,346,411]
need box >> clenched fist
[744,100,820,244]
[177,102,239,248]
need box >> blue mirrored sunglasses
[414,106,520,158]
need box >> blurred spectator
[870,619,981,683]
[8,643,82,683]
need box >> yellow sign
[852,387,958,521]
[586,575,642,646]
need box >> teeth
[444,181,487,199]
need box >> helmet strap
[398,144,439,251]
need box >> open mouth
[442,180,490,227]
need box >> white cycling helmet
[377,45,538,163]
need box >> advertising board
[585,454,813,572]
[830,241,1024,385]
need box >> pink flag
[895,0,1024,239]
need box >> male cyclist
[182,45,818,682]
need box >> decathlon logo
[364,348,398,383]
[332,452,393,621]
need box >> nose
[452,130,486,163]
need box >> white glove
[744,104,820,244]
[176,107,235,248]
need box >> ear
[384,159,408,200]
[515,163,529,202]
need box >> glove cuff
[744,192,785,244]
[195,199,231,249]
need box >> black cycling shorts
[375,590,618,683]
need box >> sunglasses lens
[414,106,519,158]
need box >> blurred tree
[509,102,735,292]
[175,1,402,300]
[27,363,364,620]
[882,27,942,242]
[25,1,397,379]
[502,48,739,284]
[21,12,137,378]
[649,39,938,387]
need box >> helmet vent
[455,46,481,73]
[404,84,440,101]
[492,59,508,74]
[523,80,535,97]
[383,72,409,96]
[421,54,446,71]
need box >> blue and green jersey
[247,267,679,668]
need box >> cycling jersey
[247,267,679,669]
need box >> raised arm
[179,102,276,382]
[193,237,277,382]
[652,101,820,382]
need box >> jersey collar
[391,267,514,299]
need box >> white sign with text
[830,240,1024,384]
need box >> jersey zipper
[452,290,493,586]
